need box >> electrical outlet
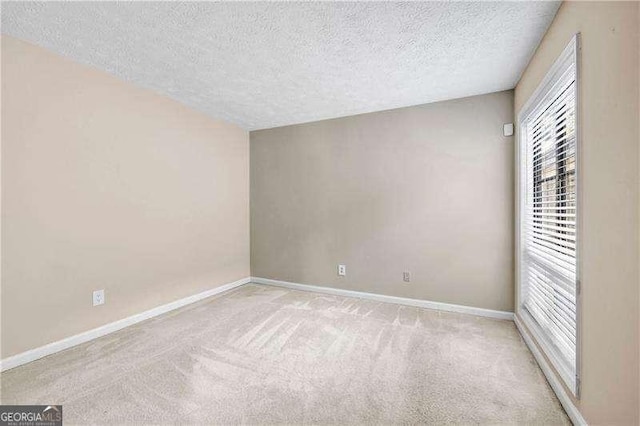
[338,264,346,276]
[93,289,105,306]
[403,271,411,282]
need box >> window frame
[516,33,582,398]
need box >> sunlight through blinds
[519,35,579,396]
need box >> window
[518,34,580,396]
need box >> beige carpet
[1,284,570,424]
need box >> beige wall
[1,36,250,358]
[514,2,639,424]
[251,91,515,312]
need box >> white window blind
[518,35,579,396]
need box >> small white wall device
[503,123,514,137]
[338,264,346,276]
[93,289,105,306]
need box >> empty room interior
[1,1,639,425]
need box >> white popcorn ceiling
[2,1,560,130]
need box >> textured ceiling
[1,2,560,130]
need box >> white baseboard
[0,274,585,425]
[0,277,251,372]
[251,276,514,321]
[514,315,587,426]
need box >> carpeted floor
[1,284,570,424]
